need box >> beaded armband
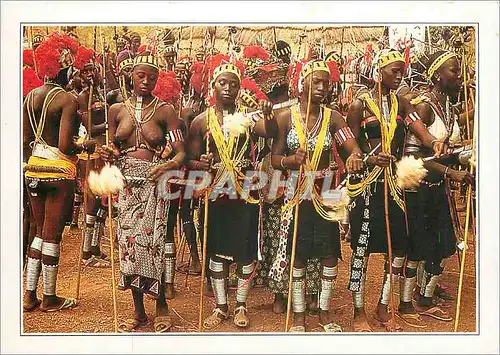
[167,129,184,143]
[334,126,355,146]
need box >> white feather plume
[396,156,428,189]
[87,164,125,197]
[99,163,125,195]
[222,112,252,137]
[88,170,104,197]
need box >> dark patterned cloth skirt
[254,201,323,295]
[203,199,259,264]
[350,180,408,255]
[406,181,456,262]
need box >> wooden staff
[378,79,396,330]
[198,134,211,331]
[188,26,194,58]
[454,57,476,332]
[340,27,346,90]
[284,69,314,332]
[75,84,93,300]
[273,27,278,53]
[100,27,119,333]
[462,57,471,140]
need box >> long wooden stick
[379,80,396,330]
[463,57,471,140]
[97,26,118,333]
[284,69,314,332]
[75,82,93,300]
[107,198,118,333]
[454,56,476,332]
[198,135,211,331]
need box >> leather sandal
[319,322,342,332]
[154,315,172,333]
[396,311,427,328]
[117,318,149,333]
[288,325,306,332]
[419,306,453,322]
[203,308,228,330]
[233,306,250,328]
[40,297,77,312]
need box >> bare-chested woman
[23,34,93,312]
[101,53,185,333]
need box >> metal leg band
[209,258,224,273]
[165,242,175,255]
[164,257,175,284]
[41,242,60,258]
[85,214,96,225]
[292,277,306,313]
[211,277,227,305]
[319,279,334,311]
[26,257,42,291]
[42,263,58,296]
[30,236,43,252]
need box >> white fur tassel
[87,163,125,197]
[222,112,253,137]
[88,170,104,197]
[396,156,428,189]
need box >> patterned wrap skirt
[255,201,322,295]
[116,156,170,299]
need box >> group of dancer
[22,28,475,333]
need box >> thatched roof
[27,25,385,57]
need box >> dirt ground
[23,207,476,334]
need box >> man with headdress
[75,46,111,268]
[129,31,142,55]
[272,40,292,65]
[107,49,134,105]
[187,55,274,329]
[195,47,205,62]
[162,45,177,72]
[116,35,130,55]
[23,33,93,312]
[100,52,185,332]
[32,33,45,51]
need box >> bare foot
[23,291,40,312]
[272,293,285,314]
[40,295,77,312]
[375,303,390,323]
[290,312,306,332]
[353,308,372,332]
[374,303,402,331]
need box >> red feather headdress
[243,45,270,61]
[189,61,205,95]
[138,44,157,56]
[23,68,43,97]
[73,46,95,70]
[34,33,79,79]
[153,70,182,107]
[23,48,35,68]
